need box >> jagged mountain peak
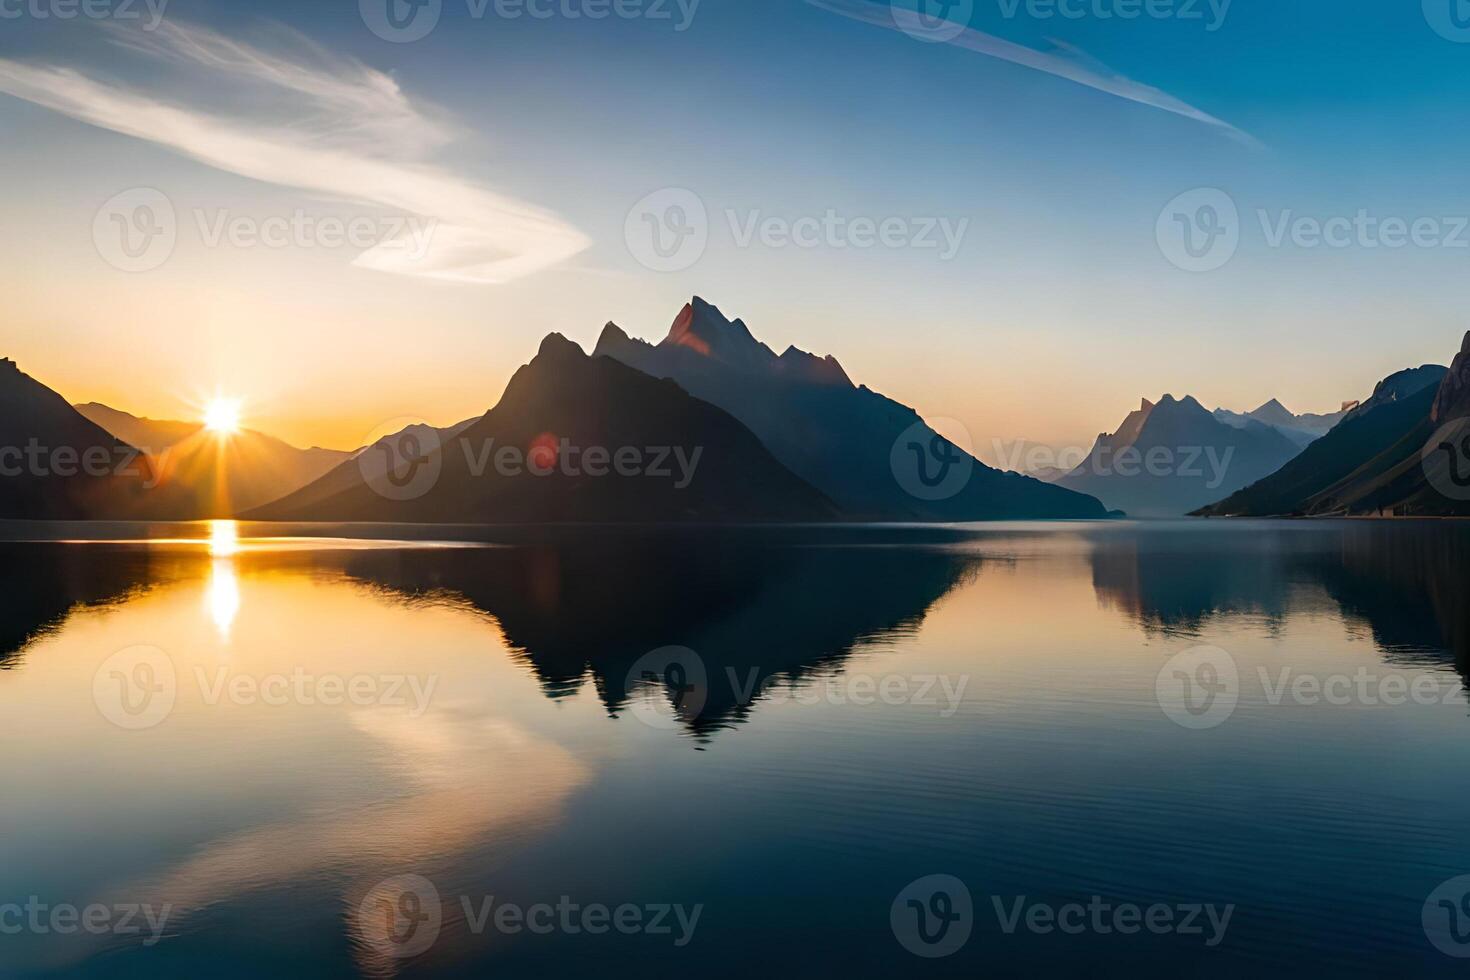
[1431,330,1470,423]
[537,332,587,361]
[665,297,775,365]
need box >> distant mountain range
[6,305,1469,524]
[74,402,350,517]
[247,332,840,523]
[596,298,1105,520]
[1213,398,1352,448]
[1197,340,1470,517]
[1055,394,1305,517]
[0,358,167,519]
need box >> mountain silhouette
[75,402,350,518]
[241,417,479,519]
[247,333,837,523]
[1056,394,1303,516]
[0,540,166,664]
[0,358,175,519]
[595,297,1107,520]
[1213,398,1350,448]
[1304,333,1470,516]
[1196,365,1449,516]
[1088,521,1470,671]
[331,525,979,737]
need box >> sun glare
[204,398,242,434]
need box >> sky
[2,0,1469,460]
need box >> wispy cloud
[807,0,1258,148]
[0,21,591,283]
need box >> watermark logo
[1424,0,1470,42]
[626,188,709,273]
[730,670,970,717]
[625,646,709,730]
[0,0,169,29]
[1156,188,1239,272]
[1424,875,1470,956]
[357,874,443,959]
[360,418,444,502]
[360,0,442,42]
[990,895,1233,945]
[890,0,974,42]
[890,418,974,501]
[1155,645,1238,729]
[625,188,970,271]
[891,874,973,957]
[994,0,1230,29]
[0,898,172,946]
[1422,417,1470,502]
[93,188,176,273]
[93,646,177,730]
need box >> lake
[2,519,1468,978]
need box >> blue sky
[1,0,1468,454]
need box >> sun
[203,398,242,434]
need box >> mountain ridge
[594,297,1108,520]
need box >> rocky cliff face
[1431,331,1470,424]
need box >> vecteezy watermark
[360,421,707,502]
[990,438,1236,489]
[93,188,177,273]
[461,895,702,946]
[0,440,168,486]
[92,190,438,273]
[1155,188,1240,272]
[625,188,709,273]
[0,898,172,946]
[1156,645,1470,730]
[994,0,1231,30]
[353,874,702,960]
[890,876,1233,956]
[729,670,971,718]
[891,875,973,958]
[359,418,445,503]
[624,646,709,731]
[1422,416,1470,502]
[93,646,178,730]
[1158,187,1470,272]
[889,0,974,43]
[1155,645,1239,730]
[622,647,970,730]
[625,188,970,273]
[988,895,1233,946]
[359,0,700,43]
[356,875,444,959]
[0,0,168,29]
[192,208,437,259]
[93,646,439,730]
[1424,874,1470,957]
[890,418,975,502]
[1424,0,1470,43]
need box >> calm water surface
[1,520,1468,978]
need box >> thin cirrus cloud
[807,0,1259,148]
[0,21,591,284]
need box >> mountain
[75,402,351,518]
[1294,334,1470,516]
[594,297,1107,520]
[1193,365,1446,517]
[1055,394,1305,517]
[244,417,479,519]
[1213,398,1351,448]
[247,333,838,523]
[0,358,169,519]
[1196,365,1449,517]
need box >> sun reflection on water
[206,520,240,636]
